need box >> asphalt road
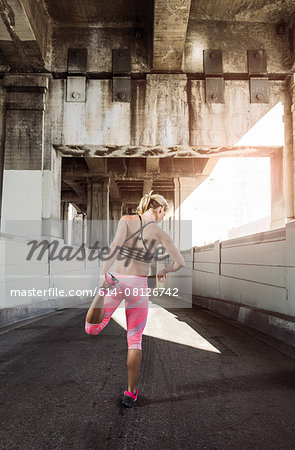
[1,301,295,450]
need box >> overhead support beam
[84,157,107,174]
[55,144,283,159]
[61,192,81,203]
[63,180,87,203]
[153,0,191,71]
[146,158,160,174]
[0,0,52,70]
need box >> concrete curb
[193,295,295,348]
[0,296,91,328]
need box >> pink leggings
[85,272,149,350]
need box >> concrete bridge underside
[1,1,295,446]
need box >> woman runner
[85,191,185,407]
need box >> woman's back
[111,214,162,276]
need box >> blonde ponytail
[136,190,168,214]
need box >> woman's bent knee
[86,308,104,325]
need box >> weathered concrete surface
[21,0,53,67]
[51,26,152,73]
[190,0,295,24]
[288,74,295,216]
[47,77,287,148]
[45,0,152,26]
[142,74,189,146]
[0,80,6,222]
[1,1,294,73]
[55,144,283,158]
[153,0,191,70]
[189,80,287,146]
[184,20,291,73]
[1,304,295,449]
[0,0,51,70]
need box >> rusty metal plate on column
[248,50,267,74]
[68,48,88,73]
[66,76,86,102]
[250,78,269,103]
[112,77,131,102]
[204,50,223,74]
[205,77,224,103]
[112,49,131,74]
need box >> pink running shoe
[122,387,138,407]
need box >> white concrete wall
[192,221,295,317]
[0,232,100,310]
[156,248,193,307]
[1,170,43,234]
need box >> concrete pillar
[61,202,69,244]
[173,177,181,248]
[270,153,285,229]
[0,82,6,224]
[286,75,295,220]
[72,213,84,246]
[86,179,92,248]
[110,200,122,242]
[0,74,50,236]
[86,177,110,247]
[110,201,122,221]
[102,178,110,246]
[82,213,87,246]
[179,177,199,250]
[143,179,153,195]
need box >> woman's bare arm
[158,230,185,275]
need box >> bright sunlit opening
[179,158,271,246]
[174,103,284,246]
[111,303,221,353]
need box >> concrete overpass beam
[0,0,51,70]
[286,74,295,221]
[153,0,192,71]
[110,200,122,242]
[270,153,285,229]
[143,178,153,196]
[86,177,110,248]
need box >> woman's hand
[157,268,167,283]
[99,272,116,291]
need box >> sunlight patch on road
[111,302,221,353]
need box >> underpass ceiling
[1,0,295,71]
[44,0,153,26]
[190,0,295,23]
[44,0,295,26]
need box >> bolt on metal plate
[204,50,223,74]
[248,50,267,74]
[205,77,224,103]
[112,77,131,102]
[66,76,86,102]
[250,78,269,103]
